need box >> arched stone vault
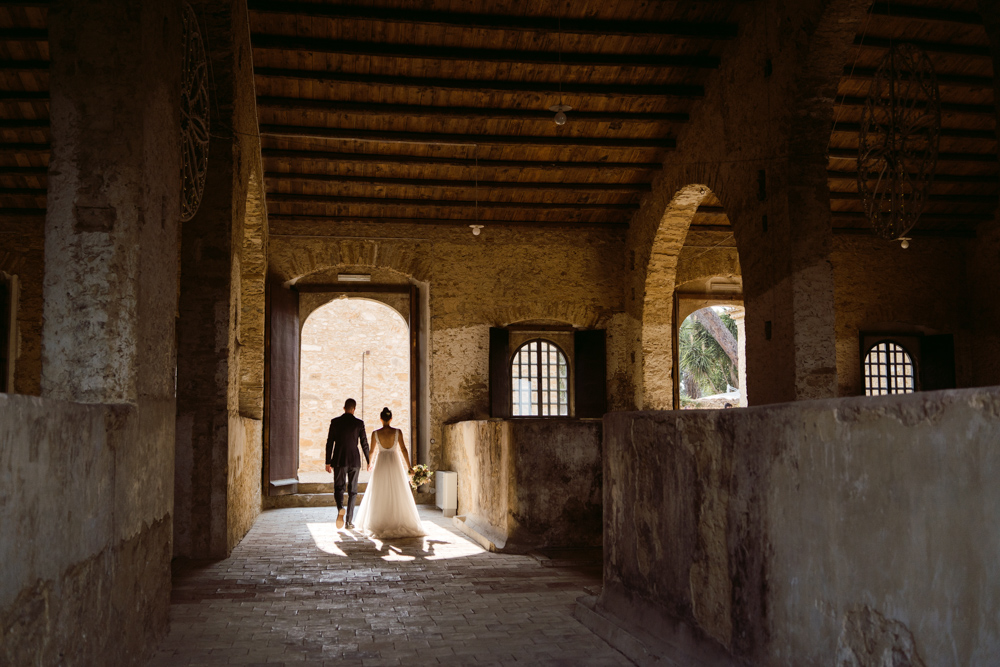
[640,184,721,410]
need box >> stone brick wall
[299,298,411,472]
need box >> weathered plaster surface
[443,418,602,552]
[0,395,173,666]
[602,387,1000,665]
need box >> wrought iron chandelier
[857,42,941,242]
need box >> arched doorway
[298,298,410,482]
[641,184,743,409]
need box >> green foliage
[679,310,738,401]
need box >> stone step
[264,492,364,510]
[298,481,367,494]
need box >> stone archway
[640,184,722,410]
[297,298,411,480]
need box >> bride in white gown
[353,407,426,539]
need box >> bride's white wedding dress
[354,428,425,539]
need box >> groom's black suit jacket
[325,412,370,468]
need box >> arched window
[863,341,916,396]
[511,339,569,416]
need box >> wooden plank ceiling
[0,2,47,220]
[0,2,994,241]
[249,0,743,230]
[693,1,998,240]
[825,0,998,238]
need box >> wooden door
[265,278,299,495]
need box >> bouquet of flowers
[409,464,433,490]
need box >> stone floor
[148,506,630,666]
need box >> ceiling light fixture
[549,17,571,126]
[337,274,371,282]
[549,104,572,126]
[470,224,484,236]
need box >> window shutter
[489,327,511,418]
[920,334,956,391]
[574,329,607,418]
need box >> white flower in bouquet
[409,464,433,490]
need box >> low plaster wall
[443,419,602,552]
[601,387,1000,665]
[0,393,173,666]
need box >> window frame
[509,338,571,418]
[862,338,917,396]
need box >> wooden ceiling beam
[257,97,689,124]
[827,170,999,184]
[0,91,48,102]
[261,148,663,172]
[828,148,998,163]
[267,214,629,229]
[831,210,995,222]
[0,166,47,176]
[0,119,48,130]
[259,124,676,150]
[831,123,996,141]
[832,227,975,238]
[853,35,991,59]
[835,96,995,117]
[255,66,703,99]
[268,193,640,211]
[265,172,652,193]
[829,192,999,204]
[868,3,983,26]
[250,35,721,69]
[841,66,993,89]
[0,60,48,71]
[0,29,46,41]
[247,2,739,39]
[0,142,49,154]
[0,187,44,196]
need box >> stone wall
[269,225,628,474]
[174,0,265,558]
[600,387,1000,665]
[299,298,411,472]
[443,418,602,552]
[831,235,973,396]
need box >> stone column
[174,0,264,559]
[730,307,748,407]
[43,0,181,404]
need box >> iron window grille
[863,341,916,396]
[511,339,569,416]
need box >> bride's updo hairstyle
[380,407,392,422]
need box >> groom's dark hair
[344,398,357,410]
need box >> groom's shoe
[336,508,345,529]
[345,523,354,530]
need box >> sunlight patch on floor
[306,509,484,560]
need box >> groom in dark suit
[324,398,370,529]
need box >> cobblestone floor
[148,506,629,666]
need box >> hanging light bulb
[899,237,911,249]
[549,104,572,126]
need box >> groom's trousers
[334,466,361,525]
